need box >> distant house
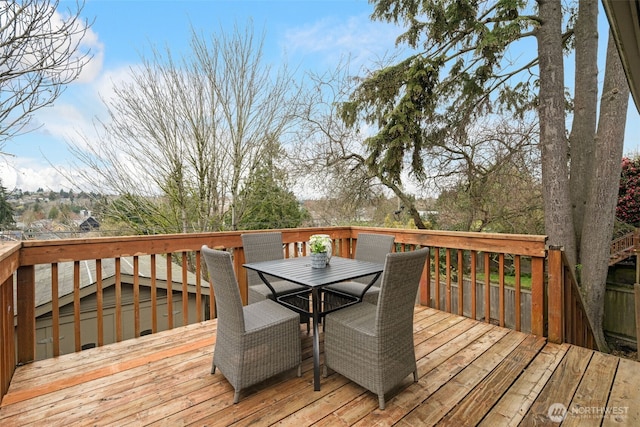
[77,216,100,232]
[30,255,210,360]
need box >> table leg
[312,287,321,391]
[359,271,382,300]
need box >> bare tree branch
[67,21,300,234]
[0,0,92,150]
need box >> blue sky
[1,0,639,192]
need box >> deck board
[1,306,639,426]
[439,334,547,426]
[603,358,640,426]
[478,342,570,426]
[402,330,529,425]
[521,344,593,425]
[563,351,619,427]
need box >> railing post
[530,256,545,337]
[419,251,430,306]
[16,265,36,364]
[1,276,16,400]
[547,247,564,344]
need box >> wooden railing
[0,242,19,404]
[609,229,639,265]
[0,226,598,403]
[547,247,597,349]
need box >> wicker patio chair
[242,232,311,331]
[323,247,429,410]
[201,245,302,404]
[323,233,394,309]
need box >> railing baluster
[166,254,173,329]
[445,248,452,313]
[499,253,505,327]
[52,263,60,356]
[182,252,188,326]
[151,254,157,333]
[96,259,103,347]
[457,249,463,316]
[514,255,521,332]
[434,247,440,310]
[17,266,35,364]
[115,257,122,342]
[470,251,477,320]
[484,252,490,324]
[133,256,140,337]
[73,261,81,352]
[195,251,202,322]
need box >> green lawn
[485,273,532,290]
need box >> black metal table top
[243,256,383,288]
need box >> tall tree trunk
[569,0,599,258]
[537,0,577,267]
[579,32,629,352]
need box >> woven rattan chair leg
[413,370,418,382]
[233,390,241,404]
[378,395,385,410]
[297,364,302,377]
[211,362,216,374]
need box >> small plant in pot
[309,234,332,268]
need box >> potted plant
[309,234,332,268]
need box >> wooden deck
[0,306,638,426]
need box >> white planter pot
[309,234,332,264]
[310,252,328,268]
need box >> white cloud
[24,64,135,153]
[283,14,404,71]
[77,43,104,84]
[74,16,104,84]
[0,156,74,192]
[0,43,129,193]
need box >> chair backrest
[242,232,285,286]
[353,233,395,285]
[201,245,245,334]
[375,248,429,335]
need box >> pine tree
[0,181,15,230]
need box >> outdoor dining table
[243,256,384,391]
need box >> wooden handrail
[609,229,640,265]
[4,226,601,405]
